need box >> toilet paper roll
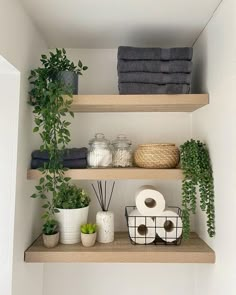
[135,185,165,216]
[128,209,155,244]
[155,210,183,243]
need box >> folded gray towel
[32,147,88,160]
[118,47,193,61]
[118,83,190,94]
[119,72,192,84]
[31,158,87,169]
[118,60,193,73]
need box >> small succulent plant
[81,223,97,234]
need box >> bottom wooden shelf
[25,232,215,263]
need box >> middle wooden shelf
[27,168,183,180]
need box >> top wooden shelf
[69,94,209,113]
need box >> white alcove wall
[42,49,196,295]
[192,0,236,294]
[0,0,48,295]
[0,56,20,295]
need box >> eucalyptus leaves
[180,139,215,239]
[29,49,87,234]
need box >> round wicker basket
[134,144,180,168]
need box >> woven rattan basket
[134,144,180,168]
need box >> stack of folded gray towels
[117,46,193,94]
[31,148,88,169]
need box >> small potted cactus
[42,219,59,248]
[80,223,97,247]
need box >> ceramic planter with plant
[42,219,59,248]
[180,139,215,239]
[40,48,88,94]
[92,181,115,243]
[54,183,90,244]
[81,223,97,247]
[29,50,75,240]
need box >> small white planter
[55,206,89,244]
[81,232,97,247]
[96,211,114,243]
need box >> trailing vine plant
[180,139,215,239]
[28,49,87,234]
[40,48,88,77]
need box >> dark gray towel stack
[31,148,88,169]
[117,46,193,94]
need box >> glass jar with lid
[112,135,132,168]
[87,133,113,168]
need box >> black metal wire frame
[125,206,183,246]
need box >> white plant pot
[96,211,114,243]
[81,232,97,247]
[55,206,89,244]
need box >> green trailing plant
[55,183,90,209]
[42,219,58,235]
[180,139,215,239]
[81,223,97,234]
[28,49,86,231]
[40,48,88,78]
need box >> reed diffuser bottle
[92,181,115,243]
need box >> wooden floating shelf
[25,232,215,264]
[27,168,183,180]
[68,94,209,113]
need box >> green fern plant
[81,223,97,234]
[180,139,215,239]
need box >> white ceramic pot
[43,232,59,248]
[96,211,114,243]
[81,232,97,247]
[55,206,89,244]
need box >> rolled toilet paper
[135,185,166,216]
[128,209,156,244]
[155,210,183,243]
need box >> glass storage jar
[87,133,112,168]
[112,135,132,167]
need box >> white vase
[96,211,114,243]
[55,206,89,244]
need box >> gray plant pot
[57,71,78,94]
[43,232,59,248]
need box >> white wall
[0,1,48,295]
[192,0,236,294]
[43,49,196,295]
[0,58,20,295]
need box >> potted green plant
[80,223,97,247]
[29,50,75,242]
[40,48,88,94]
[180,139,215,239]
[42,218,59,248]
[54,183,90,244]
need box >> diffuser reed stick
[91,181,115,211]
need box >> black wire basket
[125,206,183,245]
